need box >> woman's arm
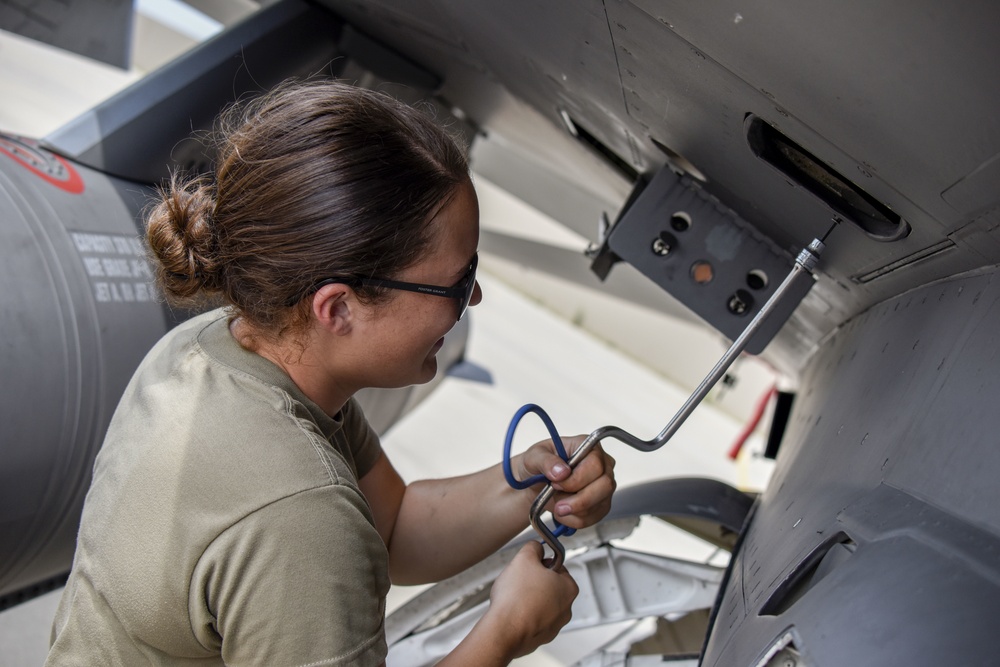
[435,541,579,666]
[371,542,579,667]
[358,436,615,585]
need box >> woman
[46,80,616,666]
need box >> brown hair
[145,79,469,340]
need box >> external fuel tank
[0,134,170,605]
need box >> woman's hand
[515,435,617,530]
[485,541,579,659]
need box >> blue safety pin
[502,403,576,539]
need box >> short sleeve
[190,485,391,666]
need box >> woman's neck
[229,317,354,416]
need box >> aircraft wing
[0,0,133,68]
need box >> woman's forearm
[386,461,537,584]
[434,610,520,667]
[376,434,614,585]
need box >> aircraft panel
[628,0,1000,226]
[703,266,1000,664]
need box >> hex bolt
[651,231,677,257]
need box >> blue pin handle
[503,403,576,539]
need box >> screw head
[728,289,754,315]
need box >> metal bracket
[591,167,812,354]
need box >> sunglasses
[309,253,479,321]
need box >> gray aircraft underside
[1,1,999,665]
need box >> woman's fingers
[520,437,617,528]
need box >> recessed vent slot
[745,115,910,242]
[759,532,857,616]
[559,110,639,181]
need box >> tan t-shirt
[46,309,390,666]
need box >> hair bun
[145,174,222,301]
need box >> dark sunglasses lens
[457,256,478,320]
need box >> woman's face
[354,178,482,388]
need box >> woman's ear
[311,283,354,335]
